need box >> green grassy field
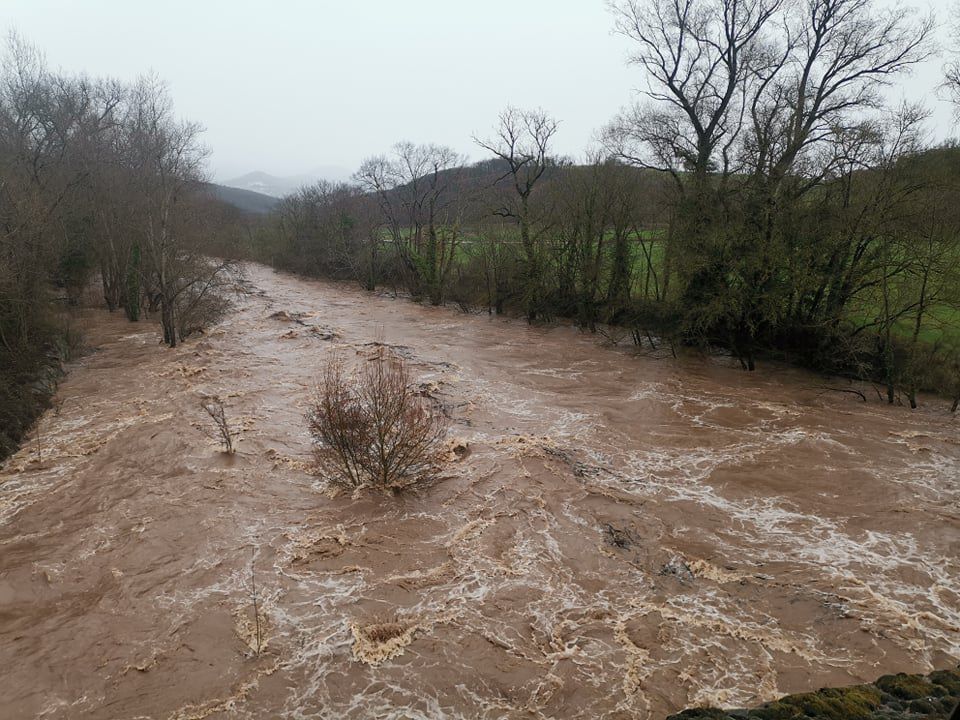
[375,226,960,352]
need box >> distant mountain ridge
[221,167,353,199]
[205,183,279,215]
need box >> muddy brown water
[1,263,958,719]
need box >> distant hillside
[206,183,279,214]
[222,167,352,198]
[210,159,674,218]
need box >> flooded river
[1,264,958,719]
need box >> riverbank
[669,666,960,719]
[0,318,75,462]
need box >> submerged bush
[307,348,447,492]
[200,397,235,453]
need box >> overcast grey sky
[4,0,956,182]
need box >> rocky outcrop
[668,667,960,720]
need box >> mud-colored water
[2,264,958,719]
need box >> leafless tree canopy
[944,2,960,117]
[474,107,560,321]
[475,107,559,206]
[607,0,782,176]
[307,348,448,492]
[354,142,467,305]
[605,0,933,184]
[0,32,246,459]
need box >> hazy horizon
[5,0,957,183]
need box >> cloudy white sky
[4,0,957,182]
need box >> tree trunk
[161,300,176,347]
[123,244,141,322]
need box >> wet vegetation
[668,666,960,720]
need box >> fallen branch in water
[815,386,867,402]
[250,547,262,657]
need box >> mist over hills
[205,183,279,215]
[221,167,353,198]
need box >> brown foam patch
[495,434,564,459]
[233,603,270,655]
[685,556,748,584]
[613,616,652,707]
[387,561,457,589]
[443,438,471,462]
[159,364,207,379]
[350,619,420,665]
[264,448,312,473]
[286,527,350,563]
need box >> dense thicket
[0,36,237,460]
[249,0,960,411]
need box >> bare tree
[606,0,782,179]
[0,35,131,457]
[608,0,931,191]
[355,143,466,304]
[122,75,239,346]
[0,33,245,459]
[551,153,647,329]
[604,0,933,371]
[746,0,932,192]
[944,2,960,115]
[474,220,518,315]
[475,106,559,320]
[273,181,366,280]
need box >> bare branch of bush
[34,416,43,466]
[596,325,630,347]
[201,396,235,453]
[307,348,448,492]
[175,260,243,343]
[249,547,262,656]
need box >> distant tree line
[247,0,960,411]
[0,34,238,459]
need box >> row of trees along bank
[246,0,960,412]
[0,35,240,460]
